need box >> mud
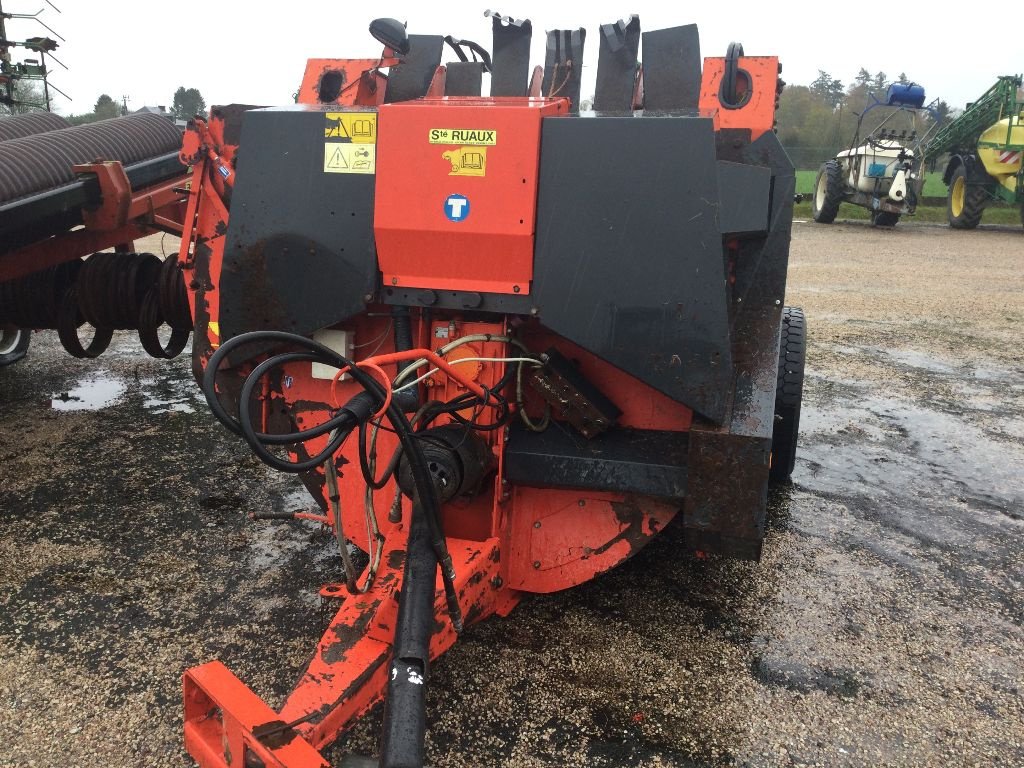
[1,222,1023,767]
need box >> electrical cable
[201,329,464,629]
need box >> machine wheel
[770,307,806,483]
[947,164,986,229]
[811,160,843,223]
[872,211,900,227]
[0,326,31,367]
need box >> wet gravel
[1,222,1023,767]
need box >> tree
[897,73,910,85]
[1,79,46,114]
[873,72,889,93]
[94,93,120,119]
[854,68,872,88]
[809,70,844,109]
[171,87,207,119]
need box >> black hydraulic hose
[391,306,414,368]
[237,352,357,473]
[390,305,421,414]
[200,330,463,631]
[378,496,436,768]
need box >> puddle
[796,378,1024,564]
[139,374,203,414]
[50,375,127,411]
[881,348,958,375]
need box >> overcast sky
[8,1,1019,114]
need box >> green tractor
[925,75,1024,229]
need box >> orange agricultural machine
[178,13,805,768]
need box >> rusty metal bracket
[72,161,131,231]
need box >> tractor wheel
[770,307,806,483]
[0,326,31,367]
[947,164,986,229]
[811,161,843,223]
[872,211,900,227]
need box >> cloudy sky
[8,1,1019,114]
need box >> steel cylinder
[0,111,70,143]
[0,113,182,204]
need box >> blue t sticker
[444,193,470,222]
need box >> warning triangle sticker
[327,147,349,170]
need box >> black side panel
[385,35,444,103]
[532,114,734,423]
[444,62,484,96]
[489,14,532,96]
[727,130,795,439]
[541,28,586,109]
[219,107,377,343]
[505,422,689,499]
[683,430,769,560]
[717,160,771,234]
[641,25,701,110]
[594,16,640,111]
[682,130,795,560]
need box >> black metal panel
[385,35,444,103]
[489,13,532,97]
[641,25,701,110]
[594,16,640,112]
[683,430,769,560]
[444,62,484,96]
[505,422,689,499]
[532,114,734,423]
[541,28,586,109]
[717,160,771,234]
[218,106,378,343]
[728,130,795,440]
[381,285,533,314]
[682,130,795,561]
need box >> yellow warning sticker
[429,128,497,146]
[324,143,376,174]
[324,113,377,143]
[442,146,487,177]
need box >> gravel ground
[1,222,1023,767]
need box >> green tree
[94,93,120,119]
[809,70,844,108]
[897,72,910,85]
[873,72,889,93]
[854,68,872,88]
[1,79,46,114]
[171,86,207,119]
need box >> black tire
[947,164,987,229]
[770,307,806,483]
[811,160,843,224]
[0,326,31,367]
[872,211,900,227]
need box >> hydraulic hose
[199,330,463,630]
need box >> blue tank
[886,83,926,108]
